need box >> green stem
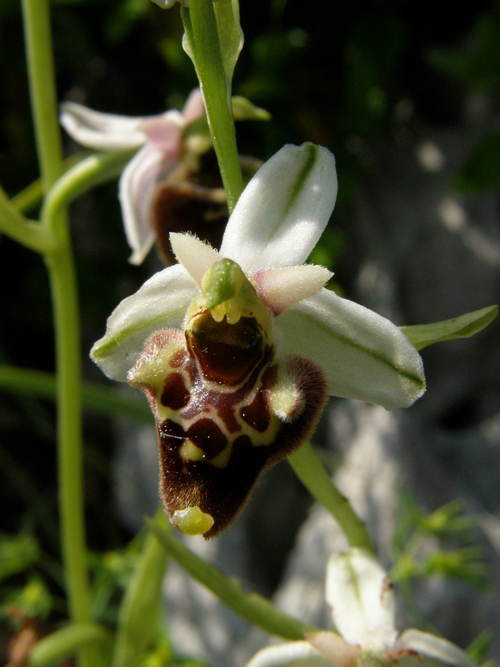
[21,0,97,665]
[28,623,114,667]
[0,365,152,423]
[0,188,56,253]
[182,0,243,211]
[21,0,64,190]
[288,442,374,552]
[41,150,134,238]
[150,520,320,640]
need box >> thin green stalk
[21,0,64,190]
[41,150,134,238]
[182,0,243,211]
[0,188,56,253]
[21,0,97,664]
[0,365,152,423]
[288,441,374,552]
[149,520,320,640]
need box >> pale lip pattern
[60,89,206,265]
[90,142,426,411]
[245,548,478,667]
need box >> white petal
[119,143,175,265]
[220,143,337,272]
[170,232,221,287]
[325,549,397,652]
[395,630,478,667]
[60,102,149,150]
[90,264,197,381]
[253,265,333,315]
[245,642,333,667]
[276,289,426,410]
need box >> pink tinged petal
[181,88,206,124]
[276,289,426,410]
[395,630,478,667]
[245,641,334,667]
[325,549,398,652]
[60,102,149,150]
[253,265,333,315]
[90,264,197,381]
[119,143,176,265]
[139,111,184,157]
[307,632,361,667]
[169,232,221,287]
[220,143,338,273]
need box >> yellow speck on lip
[173,506,214,535]
[179,440,204,462]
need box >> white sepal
[277,289,425,409]
[326,549,398,652]
[220,143,337,273]
[90,264,197,380]
[119,143,176,265]
[395,630,478,667]
[245,641,333,667]
[60,102,150,150]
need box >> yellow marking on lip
[173,506,214,536]
[179,440,204,462]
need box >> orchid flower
[246,548,477,667]
[60,89,213,265]
[90,143,425,538]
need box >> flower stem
[181,0,243,211]
[21,0,64,190]
[21,0,97,664]
[288,442,374,553]
[149,518,320,640]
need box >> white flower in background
[246,549,477,667]
[90,143,425,537]
[60,89,208,264]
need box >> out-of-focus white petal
[170,232,221,287]
[220,143,337,273]
[90,264,197,381]
[119,143,175,265]
[60,102,149,150]
[253,265,333,315]
[181,88,206,124]
[325,550,397,652]
[245,641,333,667]
[395,630,477,667]
[276,289,426,410]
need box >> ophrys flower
[91,143,425,537]
[246,549,477,667]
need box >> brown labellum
[129,310,327,538]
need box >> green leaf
[112,511,168,667]
[0,533,40,582]
[213,0,243,87]
[231,95,271,121]
[28,623,113,667]
[400,305,498,351]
